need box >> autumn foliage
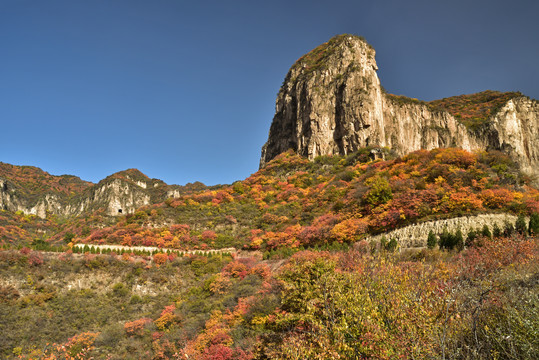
[428,90,523,129]
[1,146,538,359]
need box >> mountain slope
[260,34,539,184]
[0,164,215,219]
[42,148,537,255]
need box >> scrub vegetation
[0,147,537,359]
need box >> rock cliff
[0,164,218,218]
[260,34,539,183]
[0,166,167,218]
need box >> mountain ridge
[260,35,539,184]
[0,164,214,218]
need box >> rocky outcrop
[66,178,152,216]
[0,168,161,218]
[0,165,217,218]
[260,35,539,183]
[488,97,539,177]
[0,177,64,218]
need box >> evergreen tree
[466,230,477,247]
[455,229,464,252]
[386,238,398,252]
[439,228,452,249]
[504,222,515,237]
[493,223,502,238]
[481,225,492,239]
[529,213,539,236]
[427,230,437,249]
[515,214,527,235]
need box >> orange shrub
[65,331,100,357]
[435,148,477,168]
[481,188,515,209]
[222,260,249,279]
[154,305,178,331]
[153,252,168,265]
[124,318,152,336]
[330,218,368,242]
[201,230,217,241]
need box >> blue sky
[1,0,538,185]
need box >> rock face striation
[0,167,157,218]
[260,35,539,183]
[0,165,207,218]
[0,161,222,219]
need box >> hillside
[1,222,537,359]
[0,163,219,218]
[0,33,538,360]
[1,150,538,359]
[426,90,525,129]
[2,147,537,257]
[74,148,537,254]
[0,162,92,207]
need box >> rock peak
[261,34,383,167]
[260,36,539,184]
[283,34,377,88]
[291,34,374,71]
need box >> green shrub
[481,224,492,239]
[64,232,75,243]
[380,235,387,250]
[385,238,398,252]
[364,176,393,206]
[112,282,129,297]
[516,214,527,235]
[427,230,437,249]
[529,213,539,235]
[455,229,464,251]
[493,223,502,237]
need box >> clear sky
[1,0,538,185]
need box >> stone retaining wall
[365,213,525,248]
[73,243,236,256]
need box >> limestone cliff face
[66,177,152,217]
[0,168,159,218]
[261,35,383,162]
[0,175,72,218]
[0,166,214,218]
[260,35,539,182]
[488,97,539,177]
